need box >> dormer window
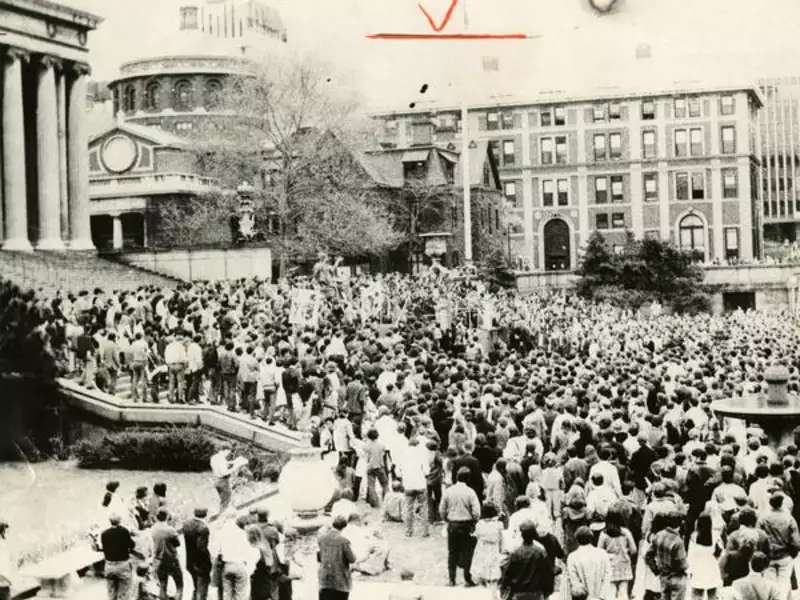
[180,6,199,30]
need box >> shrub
[72,428,218,471]
[228,441,289,482]
[592,286,655,310]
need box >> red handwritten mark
[367,33,527,40]
[367,0,527,41]
[417,0,460,32]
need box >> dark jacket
[451,454,485,500]
[181,517,211,575]
[500,541,555,598]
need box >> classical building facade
[89,0,287,251]
[374,83,763,271]
[1,0,101,252]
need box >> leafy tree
[576,231,710,312]
[190,54,402,271]
[480,244,516,292]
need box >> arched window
[679,214,706,259]
[205,79,223,109]
[144,81,161,112]
[123,85,136,112]
[174,80,194,111]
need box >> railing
[90,172,217,195]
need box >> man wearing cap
[499,519,555,600]
[100,514,138,600]
[440,467,481,587]
[181,508,211,600]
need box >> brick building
[374,82,763,271]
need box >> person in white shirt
[164,334,188,404]
[211,514,260,600]
[588,448,622,499]
[586,474,618,520]
[395,437,430,537]
[210,444,246,514]
[185,335,204,404]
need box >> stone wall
[119,246,273,281]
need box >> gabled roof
[455,139,501,190]
[89,122,190,149]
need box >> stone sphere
[278,447,337,517]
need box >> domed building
[88,0,287,251]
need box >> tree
[190,54,402,271]
[153,192,238,248]
[480,244,516,292]
[576,232,711,312]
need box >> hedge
[71,428,290,475]
[72,428,218,471]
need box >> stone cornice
[70,62,91,78]
[37,54,62,70]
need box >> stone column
[56,64,69,243]
[112,214,123,250]
[67,63,95,250]
[35,55,65,250]
[2,48,32,251]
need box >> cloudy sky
[67,0,800,110]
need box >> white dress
[687,536,723,590]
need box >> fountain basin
[712,365,800,448]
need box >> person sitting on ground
[383,481,405,523]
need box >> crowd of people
[5,256,800,600]
[93,476,297,600]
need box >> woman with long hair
[687,512,723,600]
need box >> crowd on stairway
[5,257,800,600]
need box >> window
[123,85,136,112]
[403,160,426,181]
[609,102,621,120]
[688,97,701,118]
[174,80,194,111]
[542,180,554,207]
[593,105,606,122]
[721,126,736,154]
[595,176,608,204]
[180,6,199,30]
[503,140,516,166]
[205,79,223,109]
[644,172,658,202]
[676,172,689,200]
[504,182,517,207]
[557,178,569,206]
[725,227,740,260]
[642,130,656,159]
[487,112,499,130]
[609,133,622,160]
[642,99,655,120]
[596,213,609,229]
[720,95,735,116]
[555,136,568,164]
[674,129,688,157]
[690,128,703,156]
[612,212,625,228]
[540,110,552,127]
[495,209,500,232]
[541,138,554,165]
[674,98,687,119]
[691,172,705,199]
[554,107,566,126]
[501,112,514,129]
[593,134,607,161]
[610,175,624,203]
[488,141,500,163]
[679,214,705,255]
[144,81,161,111]
[722,168,738,198]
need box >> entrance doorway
[543,219,570,271]
[723,291,756,312]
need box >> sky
[66,0,800,111]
